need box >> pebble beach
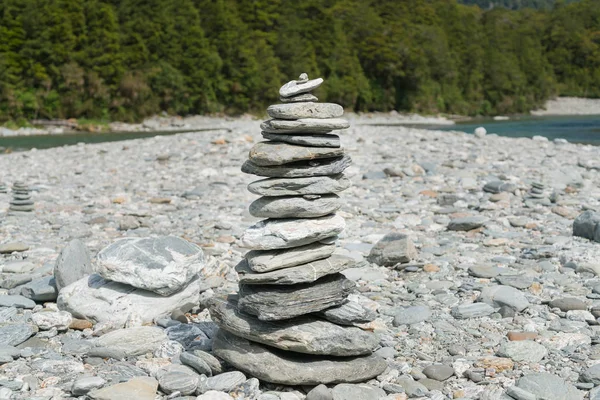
[2,115,600,399]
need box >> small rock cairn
[210,74,386,385]
[9,181,34,212]
[0,182,7,193]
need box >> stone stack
[211,74,386,385]
[527,182,547,199]
[9,181,34,212]
[0,183,7,193]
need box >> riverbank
[1,118,600,398]
[532,97,600,116]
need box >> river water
[0,115,598,152]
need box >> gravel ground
[1,117,600,399]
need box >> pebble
[71,376,106,396]
[422,365,454,381]
[497,340,548,363]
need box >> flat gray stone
[249,195,341,219]
[179,351,212,376]
[0,324,35,346]
[157,364,200,395]
[468,265,503,278]
[279,77,323,98]
[367,232,417,266]
[8,205,34,212]
[248,175,351,196]
[0,273,33,289]
[57,274,201,326]
[262,132,340,148]
[0,242,29,254]
[448,216,488,231]
[495,275,533,290]
[451,303,495,319]
[392,305,431,326]
[94,326,167,357]
[307,384,333,400]
[249,142,345,167]
[497,341,547,363]
[516,372,583,400]
[212,330,387,385]
[238,273,354,321]
[396,378,429,397]
[201,371,246,393]
[72,376,106,396]
[88,377,158,400]
[210,297,378,356]
[479,285,529,312]
[238,255,354,285]
[261,118,349,134]
[581,364,600,385]
[331,384,386,400]
[280,93,318,103]
[318,301,377,325]
[245,242,335,273]
[54,239,93,291]
[573,210,600,242]
[241,214,345,250]
[0,345,20,359]
[267,103,343,120]
[187,350,223,375]
[96,236,205,296]
[423,364,454,381]
[2,261,35,273]
[31,310,72,330]
[20,276,58,302]
[549,297,587,311]
[242,155,351,178]
[0,295,35,309]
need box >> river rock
[179,351,213,376]
[71,376,106,396]
[88,377,158,400]
[573,210,600,242]
[248,175,351,196]
[0,242,29,254]
[238,273,354,320]
[242,155,351,178]
[237,255,354,285]
[280,93,318,103]
[0,323,35,346]
[318,300,377,325]
[210,298,378,356]
[249,142,345,167]
[451,303,496,319]
[262,132,340,148]
[448,216,488,231]
[581,364,600,385]
[279,77,323,98]
[331,384,386,400]
[479,285,529,312]
[366,232,417,266]
[57,274,202,327]
[96,236,205,296]
[31,310,72,330]
[422,365,454,381]
[241,214,345,250]
[20,276,58,302]
[94,326,167,356]
[267,103,343,120]
[261,118,350,134]
[497,341,548,363]
[245,242,335,272]
[392,305,431,326]
[249,194,341,219]
[212,330,387,385]
[0,295,35,309]
[157,364,200,395]
[53,239,93,291]
[516,372,584,400]
[549,297,587,311]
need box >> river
[0,115,598,152]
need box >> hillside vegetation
[0,0,599,122]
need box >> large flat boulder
[96,236,205,296]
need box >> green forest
[459,0,578,10]
[0,0,599,123]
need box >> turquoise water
[435,115,600,145]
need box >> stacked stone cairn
[9,181,34,212]
[210,74,387,385]
[0,182,7,193]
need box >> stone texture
[0,324,35,346]
[497,341,547,363]
[392,305,431,326]
[201,371,246,392]
[261,118,349,134]
[573,210,600,242]
[72,377,106,396]
[94,326,167,356]
[88,377,158,400]
[262,132,340,148]
[209,298,378,356]
[451,303,496,319]
[245,242,335,273]
[212,330,387,385]
[279,77,323,98]
[422,365,455,381]
[157,364,199,395]
[479,285,529,312]
[0,242,29,254]
[241,214,345,250]
[57,274,201,326]
[516,373,584,400]
[548,297,587,311]
[179,351,213,376]
[249,142,345,167]
[448,216,488,231]
[20,276,58,302]
[580,364,600,385]
[242,155,351,178]
[280,93,318,103]
[237,255,355,285]
[318,301,377,325]
[96,236,205,296]
[0,295,35,308]
[267,103,344,120]
[248,175,351,197]
[367,232,417,266]
[53,239,93,291]
[331,384,386,400]
[238,273,354,321]
[249,195,341,219]
[31,310,72,331]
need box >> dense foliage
[0,0,598,122]
[459,0,577,10]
